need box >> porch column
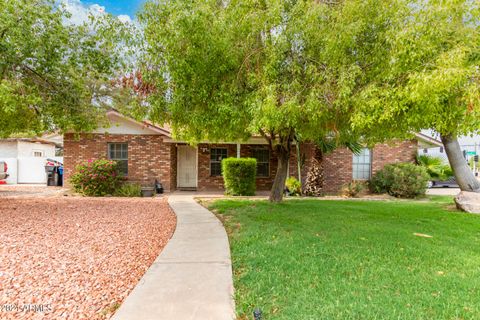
[236,143,241,158]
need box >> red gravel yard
[0,197,176,320]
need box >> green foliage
[222,158,257,196]
[138,0,404,143]
[370,163,430,198]
[351,1,480,141]
[141,0,409,143]
[285,177,302,196]
[70,159,122,196]
[369,169,391,194]
[417,155,453,180]
[139,0,409,201]
[316,138,363,156]
[0,0,136,137]
[114,183,142,197]
[342,181,365,198]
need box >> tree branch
[21,64,59,92]
[259,128,274,151]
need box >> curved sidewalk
[112,194,235,320]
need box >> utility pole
[475,142,477,176]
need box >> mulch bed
[0,197,176,319]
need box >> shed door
[177,146,197,188]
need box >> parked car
[428,177,459,188]
[0,161,8,180]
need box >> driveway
[426,188,461,196]
[0,184,66,198]
[0,196,176,320]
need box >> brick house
[63,110,442,194]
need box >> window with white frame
[108,143,128,176]
[352,148,371,180]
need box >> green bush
[114,183,142,197]
[70,159,122,196]
[369,169,392,194]
[342,181,365,198]
[222,158,257,196]
[370,163,430,198]
[285,177,302,196]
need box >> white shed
[0,138,63,184]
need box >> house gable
[92,111,171,136]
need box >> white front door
[177,146,198,188]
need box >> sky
[83,0,145,18]
[63,0,146,24]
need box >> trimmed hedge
[370,162,430,198]
[222,158,257,196]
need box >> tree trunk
[303,146,324,196]
[269,146,290,202]
[441,134,480,192]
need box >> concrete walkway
[112,194,235,320]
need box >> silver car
[0,161,8,180]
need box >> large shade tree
[0,0,135,137]
[139,0,403,201]
[352,0,480,192]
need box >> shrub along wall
[370,162,430,198]
[222,158,257,196]
[70,159,122,196]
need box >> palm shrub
[222,158,257,196]
[70,159,122,196]
[416,155,453,180]
[370,163,430,198]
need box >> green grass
[209,197,480,320]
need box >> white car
[0,161,8,180]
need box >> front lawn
[209,197,480,320]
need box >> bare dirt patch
[0,197,176,319]
[0,185,66,198]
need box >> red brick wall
[288,140,418,195]
[322,140,418,194]
[196,143,277,191]
[197,143,236,191]
[240,144,278,191]
[63,133,175,191]
[64,134,417,194]
[322,147,355,194]
[288,142,315,184]
[371,140,418,175]
[287,143,353,194]
[170,145,177,191]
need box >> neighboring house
[419,137,480,177]
[42,132,65,156]
[0,138,63,184]
[419,130,480,164]
[63,110,442,194]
